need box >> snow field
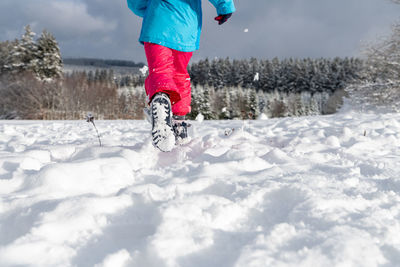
[0,112,400,267]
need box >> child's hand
[214,13,232,25]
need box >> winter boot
[173,115,191,145]
[150,93,175,152]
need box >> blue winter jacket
[127,0,236,52]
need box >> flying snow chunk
[244,29,249,33]
[254,72,259,82]
[139,65,149,76]
[196,113,204,123]
[257,113,268,120]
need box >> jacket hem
[139,37,198,52]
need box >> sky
[0,0,399,63]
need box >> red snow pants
[144,42,193,116]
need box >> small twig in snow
[86,113,102,147]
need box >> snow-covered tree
[220,86,231,119]
[0,41,12,72]
[189,85,216,119]
[5,25,39,74]
[200,85,216,119]
[36,30,63,79]
[209,58,231,89]
[246,87,259,119]
[257,90,267,115]
[346,0,400,112]
[189,58,210,87]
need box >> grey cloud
[1,0,399,62]
[31,1,116,38]
[198,0,400,60]
[1,1,116,38]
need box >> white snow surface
[1,111,400,267]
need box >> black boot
[151,93,175,152]
[173,115,191,145]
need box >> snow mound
[1,112,400,266]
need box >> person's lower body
[144,42,193,116]
[144,43,193,150]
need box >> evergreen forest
[0,25,376,120]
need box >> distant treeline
[111,57,364,119]
[63,58,145,68]
[0,25,365,119]
[189,57,363,94]
[64,57,363,97]
[117,57,363,97]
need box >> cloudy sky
[1,0,399,63]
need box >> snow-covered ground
[1,111,400,267]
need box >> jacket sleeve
[127,0,148,17]
[208,0,236,15]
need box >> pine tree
[229,88,241,119]
[36,30,63,79]
[6,25,39,74]
[222,58,232,87]
[220,87,231,119]
[246,88,259,119]
[234,60,248,87]
[259,59,274,92]
[256,90,267,116]
[193,85,214,120]
[202,85,215,119]
[210,59,223,89]
[249,57,260,90]
[0,41,12,73]
[188,85,202,119]
[270,57,281,92]
[191,58,210,87]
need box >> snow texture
[1,111,400,267]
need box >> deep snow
[0,111,400,267]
